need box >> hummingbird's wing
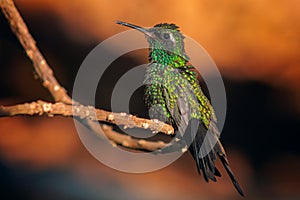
[163,85,190,135]
[164,68,245,196]
[166,75,219,177]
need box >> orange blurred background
[0,0,299,199]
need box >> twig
[0,0,71,104]
[101,124,166,151]
[0,101,174,135]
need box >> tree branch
[0,0,174,151]
[0,101,174,135]
[0,0,71,104]
[0,101,168,151]
[101,125,166,151]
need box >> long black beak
[116,20,154,38]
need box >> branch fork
[0,0,174,151]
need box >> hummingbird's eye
[163,33,170,40]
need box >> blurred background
[0,0,299,199]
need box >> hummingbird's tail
[185,119,245,196]
[217,147,245,197]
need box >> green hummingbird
[116,21,244,196]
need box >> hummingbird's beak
[116,20,154,38]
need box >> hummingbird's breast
[144,62,215,128]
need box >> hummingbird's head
[116,21,189,62]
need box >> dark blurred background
[0,0,299,199]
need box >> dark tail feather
[189,139,218,182]
[214,167,221,177]
[186,119,219,182]
[185,119,244,196]
[218,152,245,196]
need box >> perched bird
[116,21,244,196]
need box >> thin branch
[0,101,174,135]
[0,101,167,151]
[0,0,71,104]
[101,124,166,151]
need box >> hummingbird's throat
[149,48,188,68]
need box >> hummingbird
[116,21,244,196]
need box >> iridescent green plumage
[116,21,244,196]
[144,23,214,128]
